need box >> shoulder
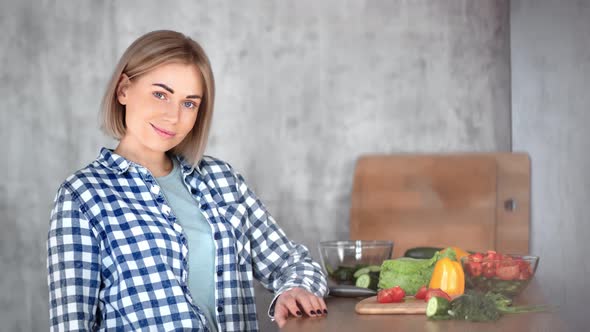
[56,159,117,202]
[198,155,239,177]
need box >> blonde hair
[101,30,215,166]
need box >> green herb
[427,291,551,322]
[485,292,551,314]
[447,291,501,321]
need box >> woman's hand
[274,287,327,328]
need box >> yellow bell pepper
[428,257,465,296]
[441,246,470,261]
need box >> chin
[144,140,178,154]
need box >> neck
[114,138,173,177]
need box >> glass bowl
[461,253,539,298]
[318,240,393,285]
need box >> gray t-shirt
[156,159,218,331]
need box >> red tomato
[414,286,428,300]
[516,259,532,272]
[518,270,532,280]
[470,253,484,263]
[496,263,520,280]
[391,286,406,301]
[467,261,482,277]
[377,286,405,303]
[377,289,394,303]
[482,261,496,278]
[424,288,451,302]
[486,250,498,258]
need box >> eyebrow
[152,83,202,99]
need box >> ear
[116,74,131,105]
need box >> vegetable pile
[378,249,458,295]
[369,247,547,322]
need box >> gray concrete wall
[511,0,590,330]
[0,1,510,331]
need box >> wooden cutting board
[355,296,426,315]
[349,153,531,257]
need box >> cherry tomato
[467,261,482,277]
[482,259,496,278]
[518,269,532,280]
[414,285,428,300]
[377,286,406,303]
[517,260,533,280]
[516,259,532,272]
[496,263,520,280]
[470,253,484,263]
[424,288,451,302]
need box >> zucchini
[404,247,443,259]
[426,296,450,318]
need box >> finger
[307,294,326,316]
[274,303,288,328]
[282,295,304,318]
[295,293,319,317]
[315,296,328,315]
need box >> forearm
[47,186,101,331]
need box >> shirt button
[217,306,223,313]
[150,186,160,195]
[217,269,223,276]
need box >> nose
[162,102,180,124]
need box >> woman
[47,30,328,331]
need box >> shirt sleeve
[232,170,328,319]
[47,185,102,331]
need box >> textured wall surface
[511,0,590,330]
[0,1,510,331]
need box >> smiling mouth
[150,123,176,138]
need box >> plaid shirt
[47,148,327,331]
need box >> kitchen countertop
[280,280,566,331]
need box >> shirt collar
[174,154,202,176]
[97,147,131,174]
[97,147,201,176]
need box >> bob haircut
[101,30,215,166]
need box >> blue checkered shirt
[47,148,327,331]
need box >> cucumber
[353,267,371,279]
[404,247,443,259]
[326,264,334,275]
[355,274,372,288]
[426,296,450,318]
[367,265,381,273]
[353,265,381,279]
[355,272,379,290]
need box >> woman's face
[117,62,203,155]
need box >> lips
[150,123,176,138]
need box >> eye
[183,101,197,109]
[153,91,166,100]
